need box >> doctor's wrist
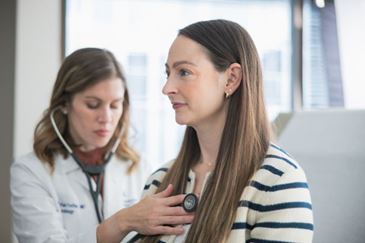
[96,211,130,243]
[116,208,134,233]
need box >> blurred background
[1,0,364,242]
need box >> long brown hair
[141,19,270,242]
[33,48,139,173]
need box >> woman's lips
[95,129,109,137]
[172,103,186,110]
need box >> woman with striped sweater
[136,19,313,243]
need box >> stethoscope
[50,107,121,223]
[182,193,198,212]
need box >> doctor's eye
[110,101,122,110]
[86,102,99,109]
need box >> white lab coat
[10,152,151,243]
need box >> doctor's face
[66,77,124,152]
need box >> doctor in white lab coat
[10,48,193,243]
[11,151,148,243]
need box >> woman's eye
[179,69,190,77]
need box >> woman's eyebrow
[165,60,197,69]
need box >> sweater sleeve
[248,166,314,243]
[141,164,171,198]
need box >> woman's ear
[224,63,242,98]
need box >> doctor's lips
[94,129,110,137]
[172,102,186,110]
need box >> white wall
[12,1,62,241]
[335,0,365,108]
[15,0,62,158]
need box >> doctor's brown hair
[140,19,270,243]
[33,48,139,173]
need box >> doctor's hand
[96,184,194,243]
[126,184,194,235]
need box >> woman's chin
[175,118,188,125]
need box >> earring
[225,89,232,98]
[61,107,68,114]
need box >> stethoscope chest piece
[183,193,198,212]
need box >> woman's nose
[162,77,177,96]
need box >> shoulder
[244,142,312,218]
[12,152,51,175]
[243,143,313,212]
[252,143,308,187]
[141,160,174,196]
[10,152,57,198]
[13,152,41,165]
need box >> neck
[193,111,226,167]
[74,147,106,165]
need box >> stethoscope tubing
[50,107,120,223]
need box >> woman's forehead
[166,36,210,67]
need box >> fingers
[155,184,173,198]
[129,192,195,236]
[149,207,194,226]
[162,194,186,206]
[154,184,186,206]
[160,205,188,216]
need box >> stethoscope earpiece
[182,193,198,212]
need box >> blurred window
[65,0,291,168]
[302,0,344,109]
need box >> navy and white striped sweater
[141,144,313,243]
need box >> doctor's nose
[97,107,113,123]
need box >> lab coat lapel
[57,154,92,192]
[58,154,79,173]
[58,153,104,220]
[103,157,130,218]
